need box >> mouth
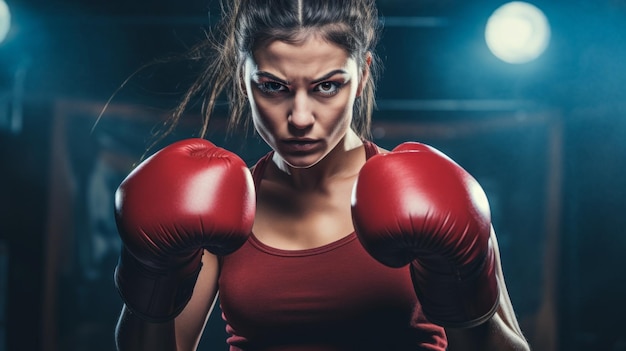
[280,138,322,152]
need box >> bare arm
[115,250,220,351]
[446,231,530,351]
[115,305,176,351]
[175,251,221,350]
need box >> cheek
[325,93,356,131]
[250,96,286,139]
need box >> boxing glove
[351,142,499,328]
[114,138,255,322]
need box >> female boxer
[113,1,530,350]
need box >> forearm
[115,305,177,351]
[446,234,530,351]
[445,311,529,351]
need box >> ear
[356,52,372,97]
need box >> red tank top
[218,141,447,351]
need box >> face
[243,34,366,169]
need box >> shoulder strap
[250,151,274,190]
[362,140,380,159]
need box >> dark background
[1,0,625,350]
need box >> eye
[315,81,342,96]
[257,81,287,94]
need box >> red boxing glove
[114,138,255,322]
[351,142,499,328]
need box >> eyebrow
[254,69,348,85]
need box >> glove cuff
[410,241,500,329]
[114,246,202,323]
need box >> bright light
[0,0,10,44]
[485,1,550,64]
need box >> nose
[288,91,314,130]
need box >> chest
[218,237,418,344]
[252,175,357,250]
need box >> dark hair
[161,0,381,146]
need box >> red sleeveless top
[218,141,447,350]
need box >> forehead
[251,35,354,78]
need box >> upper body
[217,141,447,350]
[114,0,531,350]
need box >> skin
[242,33,371,250]
[245,34,365,171]
[115,34,530,351]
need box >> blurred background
[0,0,625,350]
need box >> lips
[280,139,322,152]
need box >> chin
[281,153,326,169]
[284,157,322,169]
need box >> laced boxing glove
[114,138,255,322]
[351,142,499,328]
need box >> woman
[113,0,530,350]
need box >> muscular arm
[445,232,530,351]
[115,251,220,351]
